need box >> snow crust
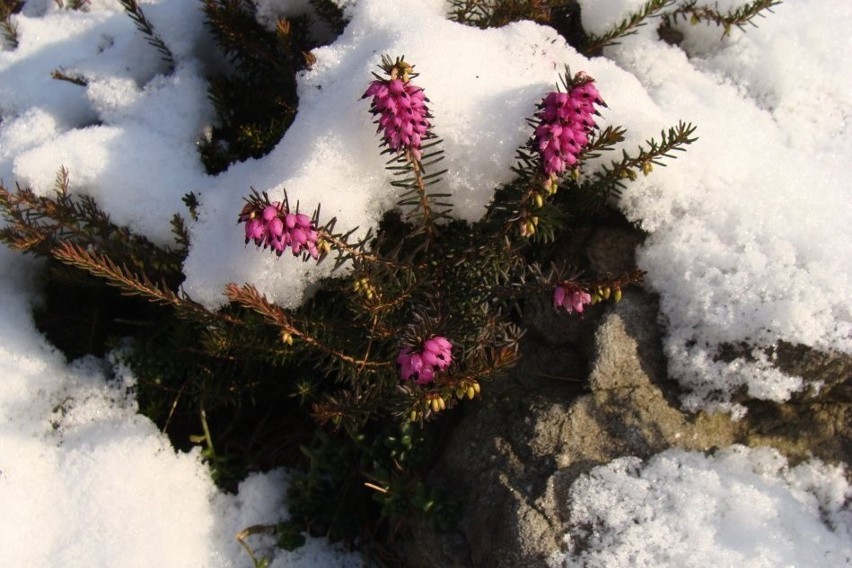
[554,446,851,567]
[596,0,852,412]
[0,249,361,567]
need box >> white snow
[0,248,361,567]
[553,446,851,567]
[590,0,852,413]
[0,0,849,565]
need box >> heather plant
[448,0,781,54]
[3,0,787,562]
[224,57,674,553]
[0,64,685,563]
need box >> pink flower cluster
[239,203,319,259]
[363,78,431,160]
[534,76,604,177]
[554,286,592,315]
[397,336,453,385]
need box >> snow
[553,446,851,567]
[590,0,852,413]
[0,0,849,565]
[0,249,362,567]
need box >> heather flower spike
[553,285,592,315]
[398,336,453,385]
[534,70,605,184]
[363,55,432,161]
[238,193,321,260]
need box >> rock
[585,222,644,276]
[396,218,850,566]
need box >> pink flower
[398,336,453,384]
[238,200,320,260]
[364,71,431,160]
[554,286,592,315]
[423,336,452,370]
[244,218,265,244]
[534,74,604,178]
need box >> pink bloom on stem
[534,74,604,178]
[238,200,320,259]
[554,286,592,315]
[423,336,452,370]
[267,216,285,238]
[262,205,279,222]
[398,336,453,384]
[364,72,431,161]
[244,218,265,244]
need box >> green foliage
[309,0,349,36]
[0,167,185,284]
[583,0,674,55]
[663,0,782,35]
[448,0,559,27]
[222,61,657,546]
[448,0,782,55]
[0,64,670,554]
[0,172,318,490]
[563,121,698,212]
[198,0,346,174]
[579,0,781,54]
[118,0,175,72]
[287,419,455,556]
[447,1,588,49]
[0,0,22,49]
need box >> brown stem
[225,283,390,370]
[321,231,422,271]
[410,153,436,241]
